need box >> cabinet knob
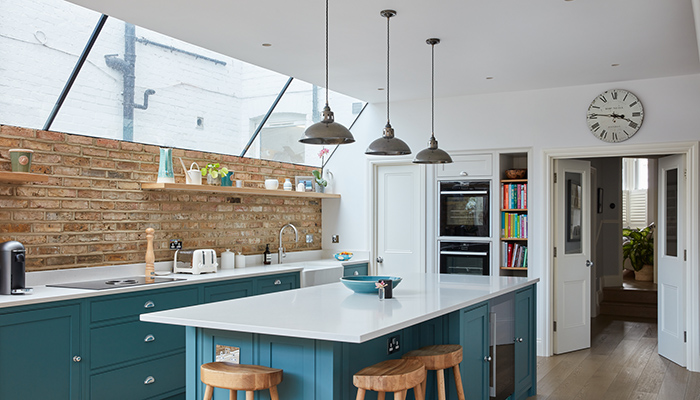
[144,334,155,343]
[460,171,468,176]
[516,337,524,343]
[274,279,282,285]
[376,256,384,264]
[144,300,155,309]
[73,355,82,363]
[484,356,492,362]
[353,270,359,276]
[144,376,155,385]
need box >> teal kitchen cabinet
[255,272,300,294]
[0,303,82,399]
[514,285,536,400]
[343,262,369,277]
[87,286,199,399]
[450,301,490,400]
[203,278,255,303]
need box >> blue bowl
[340,276,402,294]
[334,253,353,261]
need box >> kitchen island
[142,273,538,400]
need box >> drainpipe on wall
[104,23,156,142]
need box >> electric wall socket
[215,345,240,364]
[306,234,313,243]
[332,235,339,244]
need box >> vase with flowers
[201,162,229,185]
[313,147,330,193]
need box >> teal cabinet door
[460,302,490,400]
[203,279,254,303]
[258,334,317,399]
[255,272,300,295]
[514,286,536,400]
[0,303,81,399]
[343,263,368,277]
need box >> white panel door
[554,159,591,354]
[658,154,686,366]
[375,164,424,276]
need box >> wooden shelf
[0,171,49,183]
[501,237,528,241]
[501,179,528,183]
[500,267,528,271]
[501,208,527,212]
[140,182,341,199]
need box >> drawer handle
[144,300,155,309]
[144,376,155,385]
[460,171,468,176]
[144,334,155,343]
[73,355,82,363]
[353,271,359,276]
[274,279,282,285]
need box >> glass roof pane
[0,0,98,129]
[249,80,365,167]
[50,14,291,157]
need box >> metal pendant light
[299,0,355,145]
[413,38,452,164]
[365,10,411,156]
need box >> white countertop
[0,256,369,309]
[140,273,539,343]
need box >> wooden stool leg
[355,388,366,400]
[394,390,406,400]
[413,383,425,400]
[377,392,386,400]
[452,364,465,400]
[269,385,280,400]
[245,390,254,400]
[229,389,236,400]
[203,385,214,400]
[437,369,446,400]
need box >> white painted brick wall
[0,0,363,167]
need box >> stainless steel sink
[47,276,185,290]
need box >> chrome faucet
[278,223,299,264]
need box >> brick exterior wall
[0,125,322,272]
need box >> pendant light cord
[386,13,390,124]
[431,42,435,139]
[325,0,329,107]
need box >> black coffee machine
[0,241,33,295]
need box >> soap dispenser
[263,244,272,265]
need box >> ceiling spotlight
[262,43,272,47]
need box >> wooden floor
[528,315,700,400]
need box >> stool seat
[402,344,463,370]
[402,344,465,400]
[200,362,282,400]
[354,359,426,399]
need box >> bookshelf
[500,153,528,276]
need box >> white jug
[323,169,334,194]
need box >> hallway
[529,316,700,399]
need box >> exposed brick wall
[0,125,322,271]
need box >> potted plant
[201,162,229,185]
[312,170,326,193]
[622,223,654,281]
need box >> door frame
[542,141,699,371]
[368,158,427,275]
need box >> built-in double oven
[438,180,491,275]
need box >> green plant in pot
[622,223,654,281]
[312,170,327,193]
[201,163,229,185]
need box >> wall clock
[586,89,644,143]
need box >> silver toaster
[173,249,218,274]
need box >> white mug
[236,180,243,188]
[297,182,305,192]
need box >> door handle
[586,260,594,267]
[376,257,383,264]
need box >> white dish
[154,271,172,276]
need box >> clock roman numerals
[587,89,643,143]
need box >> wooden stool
[402,344,465,400]
[353,359,426,400]
[200,362,283,400]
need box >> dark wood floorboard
[528,315,700,400]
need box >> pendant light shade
[299,0,355,145]
[365,10,411,156]
[413,38,452,164]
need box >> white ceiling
[67,0,700,104]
